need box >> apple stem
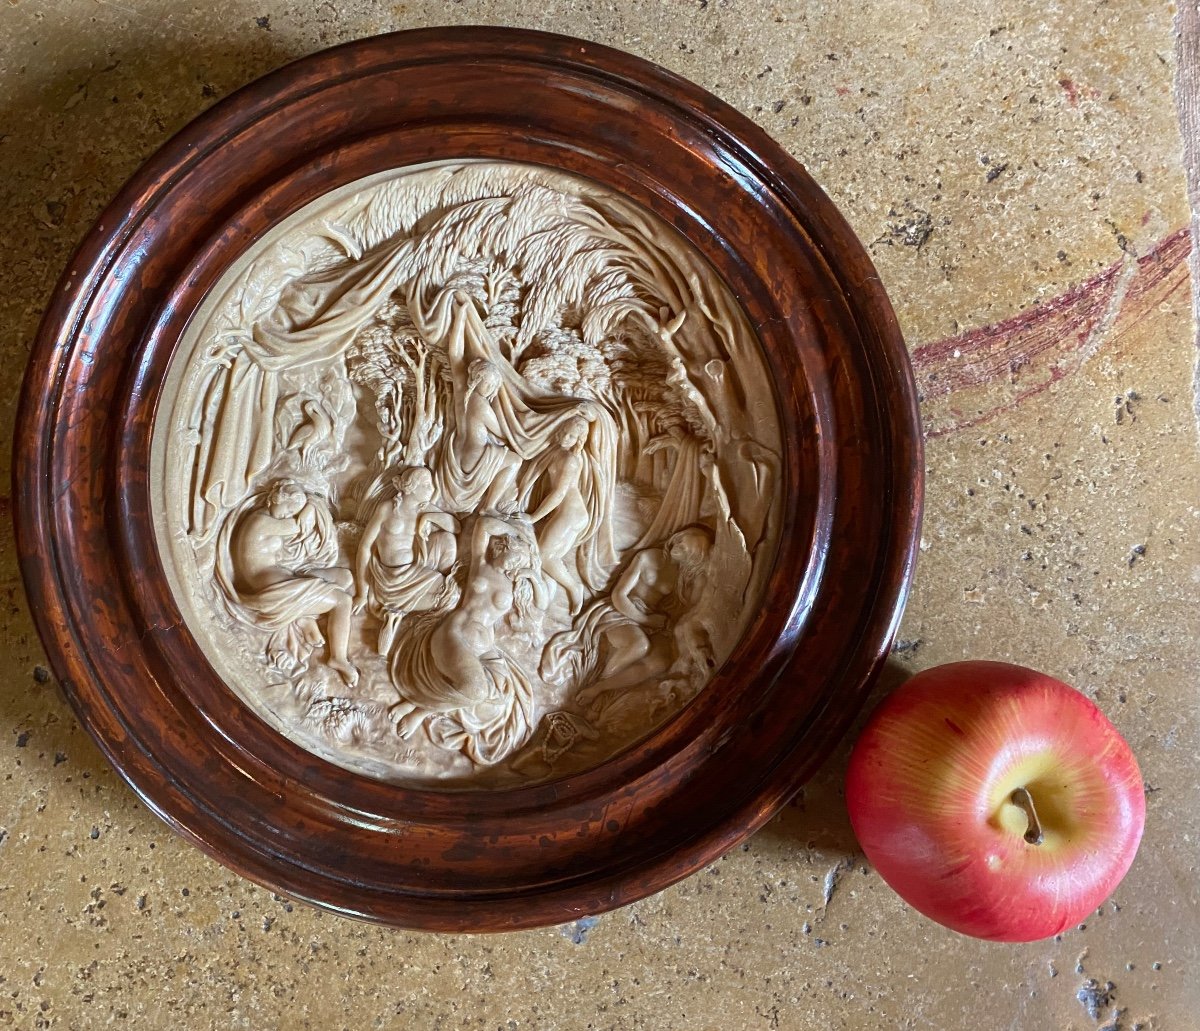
[1010,786,1044,846]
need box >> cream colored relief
[154,160,783,786]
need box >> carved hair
[394,465,433,495]
[555,415,590,450]
[668,524,714,605]
[266,479,306,506]
[466,357,501,397]
[486,532,532,574]
[511,575,536,627]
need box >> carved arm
[418,510,460,537]
[610,551,664,628]
[295,501,318,539]
[445,293,467,369]
[353,504,387,609]
[470,513,514,558]
[526,459,574,523]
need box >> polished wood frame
[14,27,922,930]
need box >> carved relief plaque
[151,160,783,786]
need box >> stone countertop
[1,3,1196,1029]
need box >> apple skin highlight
[845,661,1145,942]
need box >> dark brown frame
[13,27,922,931]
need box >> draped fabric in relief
[192,240,415,535]
[409,285,620,590]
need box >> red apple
[845,660,1145,941]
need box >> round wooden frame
[14,28,921,931]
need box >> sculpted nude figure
[526,415,591,613]
[389,514,549,758]
[353,466,460,653]
[228,480,359,687]
[573,524,714,709]
[437,516,537,689]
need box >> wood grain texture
[13,26,921,930]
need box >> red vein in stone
[912,226,1191,438]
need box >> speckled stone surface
[2,2,1197,1029]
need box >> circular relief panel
[152,159,784,788]
[15,28,921,930]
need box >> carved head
[555,415,589,452]
[487,532,533,576]
[394,466,434,503]
[467,358,502,399]
[266,480,307,519]
[666,524,714,605]
[666,525,714,570]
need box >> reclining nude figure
[353,466,460,654]
[219,479,359,687]
[541,525,715,712]
[389,514,549,766]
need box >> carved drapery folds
[156,161,783,786]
